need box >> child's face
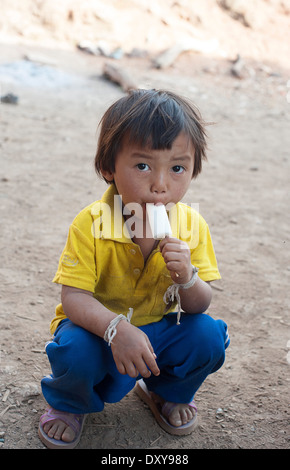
[102,131,195,217]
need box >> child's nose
[151,172,167,194]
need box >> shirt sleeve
[190,221,221,282]
[52,210,97,293]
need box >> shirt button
[130,249,136,255]
[133,268,141,275]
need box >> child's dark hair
[95,89,208,183]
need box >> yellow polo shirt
[50,184,221,334]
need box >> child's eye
[137,163,150,171]
[172,165,185,174]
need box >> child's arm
[159,238,212,314]
[61,286,160,379]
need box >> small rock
[0,93,19,105]
[230,54,246,79]
[19,382,40,398]
[110,47,124,60]
[77,40,100,56]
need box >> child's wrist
[104,308,133,345]
[179,265,199,289]
[175,265,197,285]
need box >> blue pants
[41,313,230,414]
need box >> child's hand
[111,321,160,379]
[159,237,192,284]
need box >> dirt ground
[0,0,289,451]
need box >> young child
[38,89,230,449]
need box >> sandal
[38,407,86,449]
[135,379,197,436]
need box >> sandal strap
[188,400,197,412]
[40,407,84,435]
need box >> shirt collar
[94,184,132,242]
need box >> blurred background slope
[0,0,289,69]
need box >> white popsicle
[147,204,172,239]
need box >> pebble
[0,93,19,104]
[19,382,40,398]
